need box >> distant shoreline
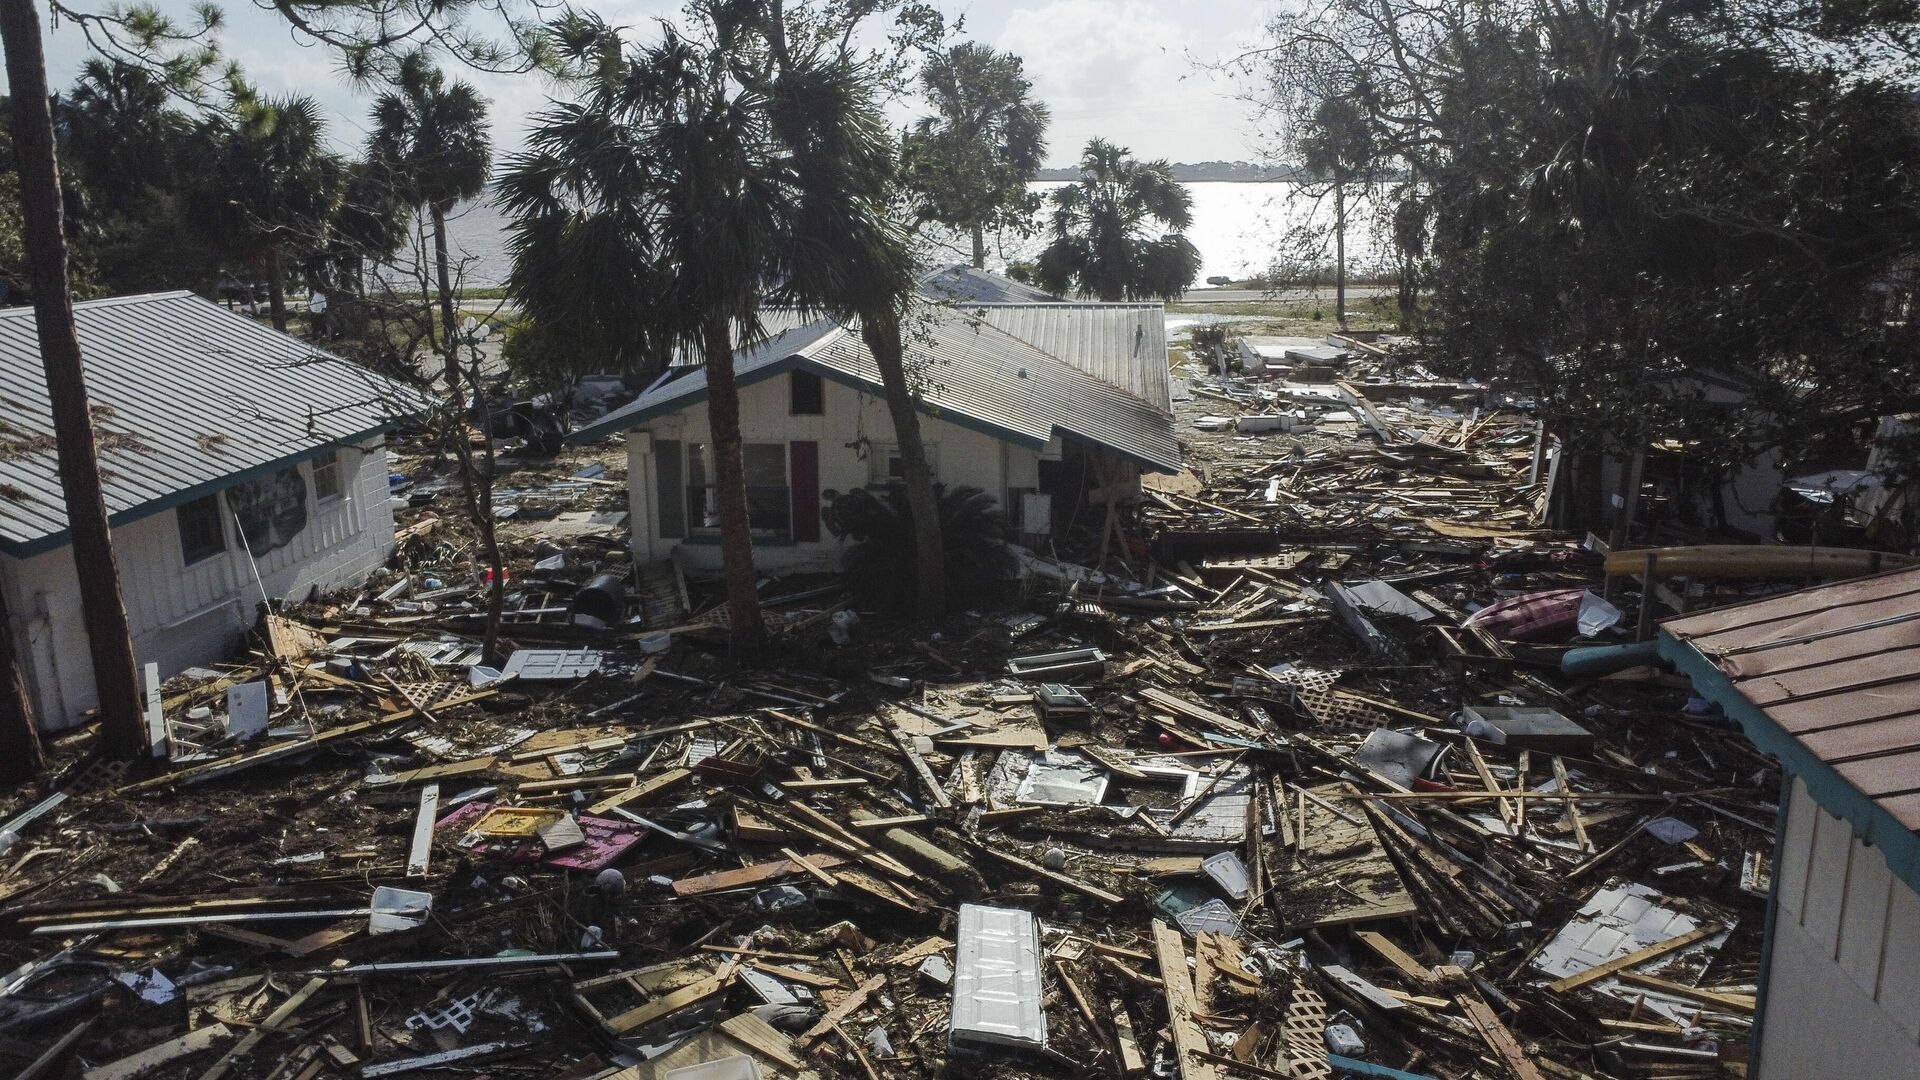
[1033,164,1305,183]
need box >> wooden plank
[1354,931,1437,988]
[84,1024,233,1080]
[1610,971,1755,1012]
[588,767,693,815]
[1319,964,1406,1012]
[1150,919,1222,1080]
[796,973,885,1049]
[21,1018,93,1080]
[778,847,840,889]
[1434,966,1543,1080]
[717,1012,807,1072]
[972,842,1124,904]
[1111,999,1147,1077]
[888,727,954,808]
[1546,924,1722,994]
[604,970,732,1035]
[1551,756,1592,852]
[196,971,332,1080]
[406,782,439,878]
[848,813,931,830]
[749,961,843,990]
[671,854,851,897]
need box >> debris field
[0,338,1801,1080]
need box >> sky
[39,0,1282,167]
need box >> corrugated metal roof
[0,291,431,554]
[918,264,1058,304]
[571,304,1182,473]
[966,303,1171,411]
[1663,568,1920,828]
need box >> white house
[568,268,1183,573]
[1662,570,1920,1079]
[0,291,428,730]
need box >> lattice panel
[1280,984,1333,1080]
[1266,667,1389,733]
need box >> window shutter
[655,440,684,539]
[789,440,820,542]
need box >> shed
[0,292,430,729]
[1660,568,1920,1078]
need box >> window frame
[789,370,825,416]
[177,493,227,566]
[311,449,344,502]
[685,441,793,540]
[867,442,938,487]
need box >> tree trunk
[431,202,461,396]
[1334,179,1347,330]
[0,577,45,781]
[862,318,945,619]
[451,366,507,665]
[702,316,766,655]
[263,244,289,332]
[970,225,986,270]
[1,0,147,759]
[427,202,504,661]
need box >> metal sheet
[0,292,430,551]
[951,903,1047,1051]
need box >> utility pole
[1,0,149,758]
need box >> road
[1177,284,1394,304]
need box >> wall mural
[225,468,309,555]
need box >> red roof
[1663,568,1920,828]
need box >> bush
[824,485,1015,615]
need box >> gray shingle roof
[570,304,1181,473]
[0,291,432,555]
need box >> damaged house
[568,267,1182,572]
[0,291,427,729]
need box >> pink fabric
[1461,587,1587,641]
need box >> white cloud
[995,0,1254,165]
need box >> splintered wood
[1275,785,1416,930]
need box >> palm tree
[197,93,344,331]
[366,49,491,390]
[902,42,1050,269]
[61,59,187,208]
[1035,139,1201,301]
[1298,93,1376,329]
[502,5,937,649]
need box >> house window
[177,494,226,565]
[687,442,791,538]
[789,370,824,416]
[869,443,938,486]
[312,449,343,501]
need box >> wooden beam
[85,1024,233,1080]
[1546,925,1722,994]
[1150,919,1222,1080]
[587,767,693,815]
[406,782,439,878]
[1354,931,1437,988]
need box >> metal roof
[1662,569,1920,828]
[918,264,1057,304]
[966,303,1171,411]
[571,304,1182,473]
[0,291,432,555]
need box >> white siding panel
[645,372,1049,574]
[1839,840,1894,995]
[0,439,396,730]
[1881,880,1920,1042]
[1801,803,1851,958]
[1776,777,1816,922]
